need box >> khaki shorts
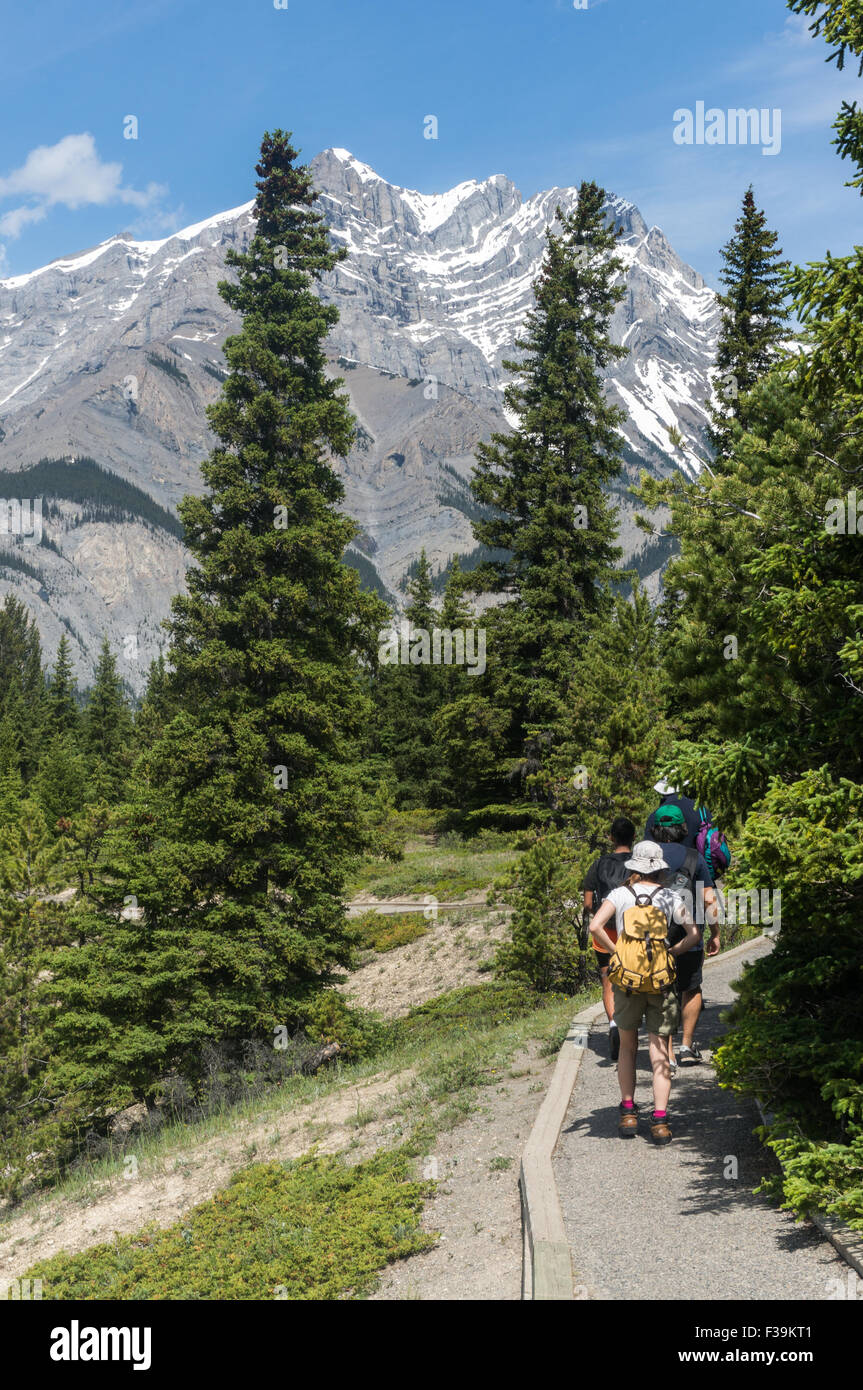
[612,985,680,1037]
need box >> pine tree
[82,638,134,802]
[34,735,88,830]
[467,182,628,794]
[372,550,448,806]
[0,797,69,1196]
[45,636,79,739]
[134,653,176,750]
[439,555,472,633]
[494,830,585,993]
[0,595,45,780]
[546,585,668,866]
[43,131,388,1107]
[709,187,789,457]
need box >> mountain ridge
[0,148,718,689]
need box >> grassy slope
[18,981,591,1300]
[347,842,520,899]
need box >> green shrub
[26,1150,435,1300]
[494,831,589,994]
[713,770,863,1229]
[353,911,430,954]
[391,981,544,1047]
[461,804,553,834]
[302,992,388,1060]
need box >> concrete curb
[753,1098,863,1282]
[519,1000,605,1300]
[519,934,772,1301]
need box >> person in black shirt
[583,817,635,1061]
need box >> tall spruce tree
[710,187,789,457]
[0,595,45,780]
[546,584,668,865]
[467,182,628,794]
[45,636,79,738]
[373,550,449,806]
[43,132,388,1108]
[82,638,134,802]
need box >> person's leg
[612,989,641,1135]
[680,987,702,1049]
[646,992,678,1144]
[648,1033,672,1113]
[617,1028,637,1101]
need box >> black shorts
[675,951,704,995]
[594,952,611,970]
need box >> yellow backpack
[608,886,677,996]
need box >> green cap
[655,803,686,827]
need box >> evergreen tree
[372,551,449,806]
[34,735,88,830]
[43,131,388,1108]
[82,638,134,802]
[0,797,69,1196]
[45,636,80,738]
[134,653,176,750]
[0,595,45,780]
[710,187,789,457]
[546,585,668,867]
[439,555,473,634]
[466,183,628,794]
[494,830,585,993]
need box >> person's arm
[703,886,720,955]
[669,903,700,956]
[589,899,618,956]
[584,889,594,913]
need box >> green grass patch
[354,911,430,954]
[26,1150,435,1301]
[347,845,520,899]
[391,981,550,1047]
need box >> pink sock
[622,1100,634,1110]
[653,1110,667,1119]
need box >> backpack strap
[683,847,699,880]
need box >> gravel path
[553,938,848,1300]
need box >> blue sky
[0,0,860,287]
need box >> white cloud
[0,133,167,239]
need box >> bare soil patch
[339,909,510,1018]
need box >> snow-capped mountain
[0,148,720,689]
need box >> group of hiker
[583,780,731,1147]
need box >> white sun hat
[653,778,679,796]
[625,841,669,874]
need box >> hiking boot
[618,1102,639,1138]
[650,1113,672,1145]
[677,1045,702,1067]
[609,1022,620,1062]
